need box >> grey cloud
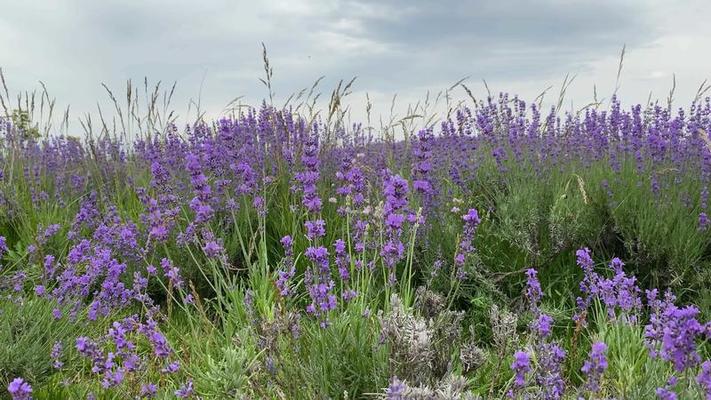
[0,0,706,124]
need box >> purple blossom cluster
[509,350,531,399]
[574,248,642,325]
[72,312,187,394]
[644,289,709,373]
[7,378,32,400]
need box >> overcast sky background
[1,0,710,129]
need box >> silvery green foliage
[459,340,486,374]
[197,346,251,397]
[380,292,468,387]
[414,287,467,378]
[379,294,436,384]
[490,304,519,352]
[381,374,482,400]
[415,286,446,320]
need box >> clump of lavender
[534,342,567,399]
[73,313,180,394]
[574,249,641,324]
[644,291,705,372]
[581,342,608,395]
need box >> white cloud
[0,0,709,131]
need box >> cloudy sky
[1,0,710,127]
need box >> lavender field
[1,74,711,399]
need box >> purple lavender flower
[576,247,594,273]
[140,383,158,398]
[412,127,436,202]
[202,240,223,258]
[453,208,481,280]
[383,174,409,215]
[304,246,336,325]
[525,268,543,307]
[175,380,193,398]
[575,251,641,324]
[533,342,566,399]
[11,271,26,292]
[7,378,32,400]
[379,173,411,284]
[532,313,553,338]
[0,235,8,256]
[648,303,705,372]
[162,360,180,374]
[581,342,608,393]
[656,377,679,400]
[37,223,61,245]
[160,258,184,289]
[51,341,64,369]
[510,350,531,395]
[276,235,296,297]
[385,376,408,400]
[656,387,677,400]
[280,235,293,251]
[295,132,322,213]
[335,156,366,206]
[334,239,349,280]
[305,219,326,241]
[700,212,710,231]
[697,360,711,399]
